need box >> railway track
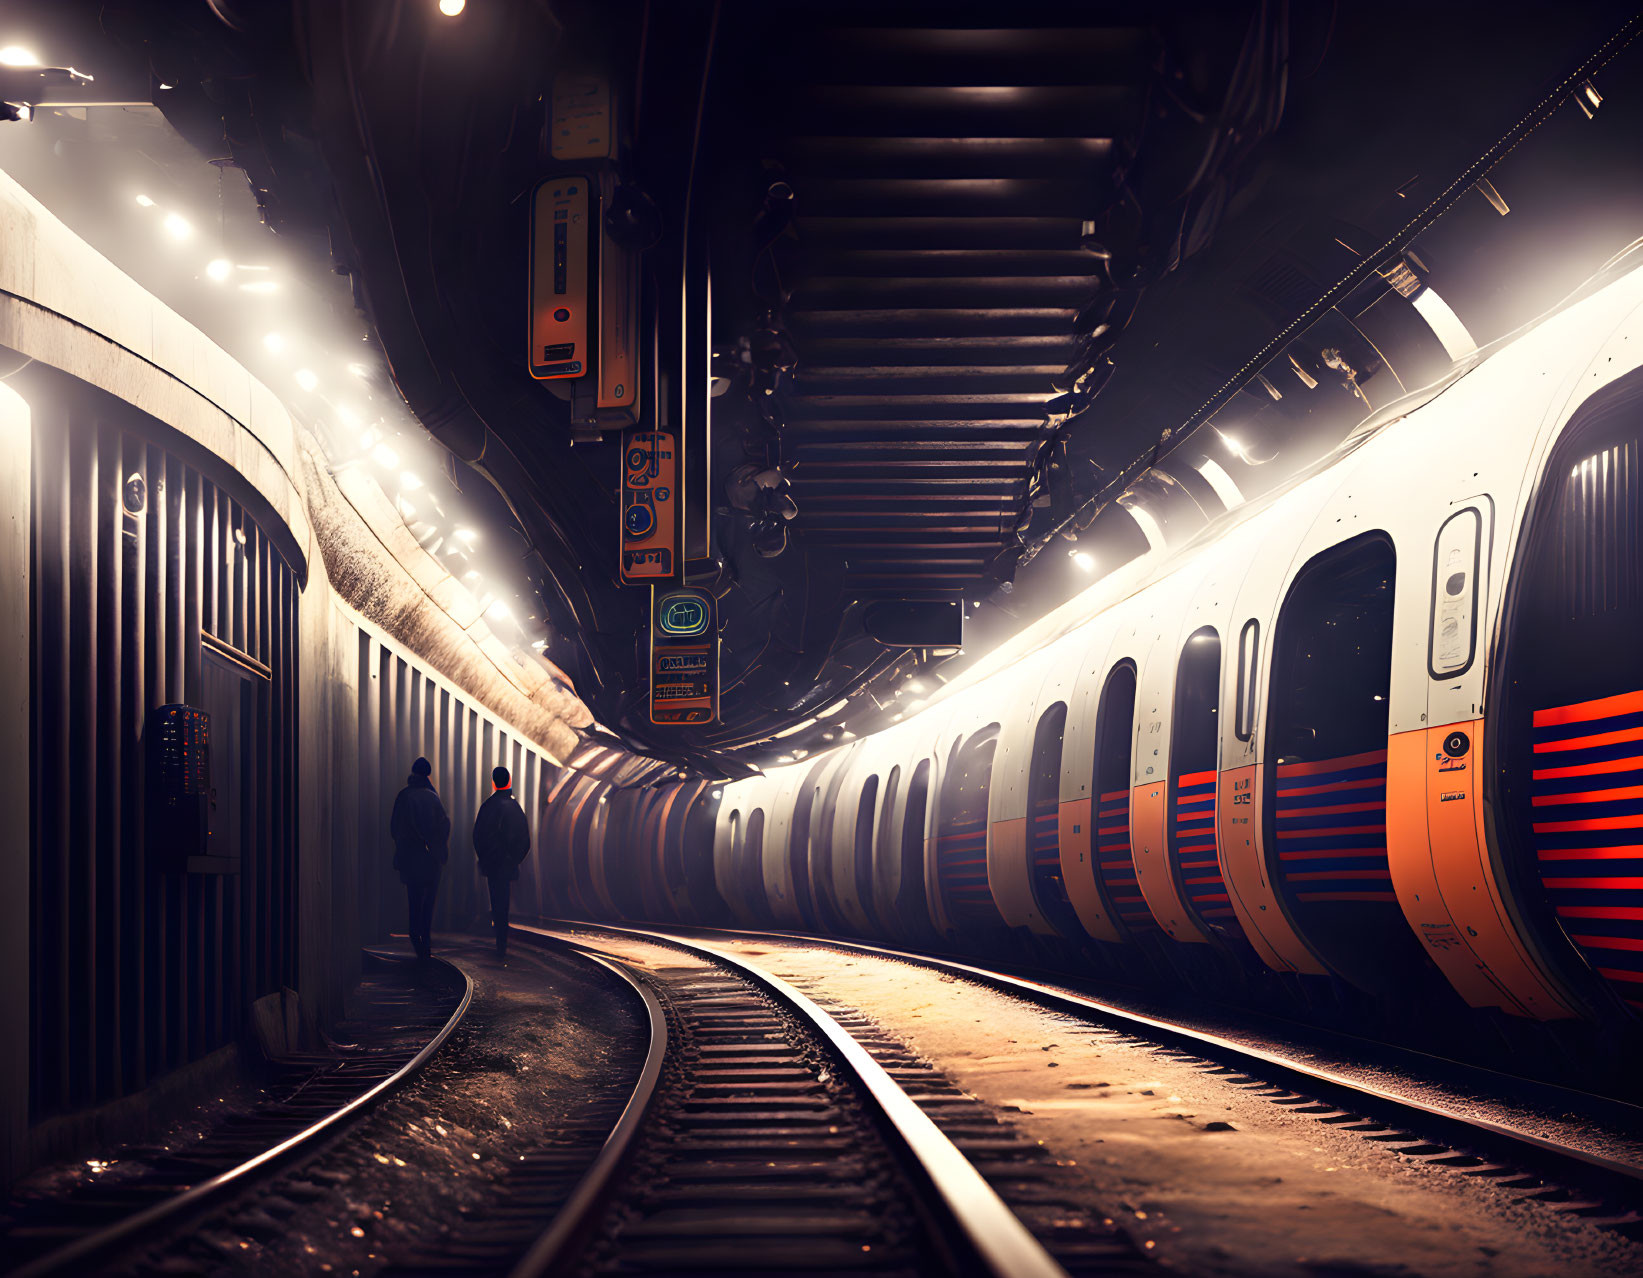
[4,952,473,1278]
[506,923,1141,1278]
[577,921,1643,1242]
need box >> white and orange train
[559,251,1643,1044]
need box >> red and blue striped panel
[1531,690,1643,1011]
[936,819,997,922]
[1097,788,1154,930]
[1172,770,1234,922]
[1273,748,1394,904]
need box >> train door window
[811,771,850,934]
[1169,630,1234,931]
[742,809,769,921]
[1027,702,1081,938]
[787,780,819,928]
[898,760,933,935]
[1266,533,1419,995]
[875,766,901,933]
[853,776,880,934]
[1499,378,1643,1014]
[1093,662,1151,933]
[936,726,1003,936]
[1235,619,1260,742]
[1429,507,1483,677]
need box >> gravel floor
[641,929,1643,1278]
[161,932,643,1276]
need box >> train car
[653,246,1643,1055]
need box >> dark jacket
[390,774,451,885]
[473,789,531,881]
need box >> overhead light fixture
[0,46,41,67]
[439,0,466,13]
[776,755,794,765]
[1577,78,1604,119]
[488,599,512,622]
[372,443,401,469]
[455,527,478,544]
[294,368,319,392]
[134,193,155,208]
[1072,550,1096,572]
[1195,457,1245,509]
[162,212,192,241]
[205,258,231,282]
[905,679,926,694]
[1411,288,1479,361]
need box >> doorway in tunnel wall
[28,377,298,1121]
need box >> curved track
[510,922,1088,1278]
[11,953,474,1278]
[606,921,1643,1226]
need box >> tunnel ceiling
[79,0,1643,771]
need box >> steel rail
[531,921,1070,1278]
[505,937,669,1278]
[12,954,475,1278]
[639,921,1643,1193]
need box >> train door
[1263,533,1428,997]
[1386,474,1579,1019]
[1165,629,1240,938]
[1090,662,1153,939]
[898,759,935,937]
[1492,371,1643,1019]
[1024,702,1082,938]
[934,725,1005,940]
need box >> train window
[1235,618,1260,741]
[874,766,901,932]
[1092,662,1151,933]
[1428,506,1484,678]
[1169,629,1235,930]
[1267,533,1422,997]
[1026,702,1081,938]
[1498,376,1643,1015]
[787,780,820,928]
[742,809,768,920]
[853,775,881,934]
[898,759,933,936]
[936,725,1003,934]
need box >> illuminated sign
[657,590,709,636]
[650,586,717,725]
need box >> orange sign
[621,429,677,582]
[529,176,591,380]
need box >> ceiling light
[205,258,231,282]
[372,443,401,468]
[162,212,192,241]
[439,0,466,13]
[776,755,794,764]
[294,368,318,391]
[1072,550,1096,572]
[0,46,41,67]
[454,527,478,544]
[262,332,286,356]
[905,679,926,694]
[711,789,723,799]
[399,471,424,491]
[134,193,155,208]
[488,600,512,622]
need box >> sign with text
[621,428,677,582]
[650,586,717,725]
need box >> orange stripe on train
[1533,689,1643,727]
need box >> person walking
[390,756,451,960]
[472,765,531,960]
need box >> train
[550,245,1643,1083]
